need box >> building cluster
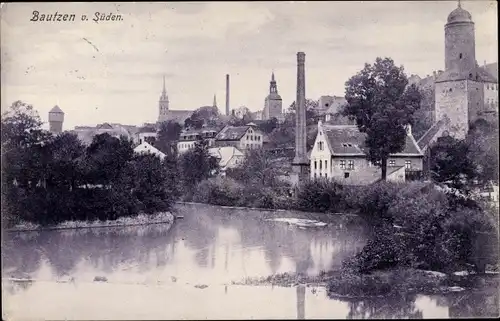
[46,3,497,186]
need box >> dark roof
[215,125,250,141]
[96,123,114,130]
[322,124,422,156]
[164,110,194,124]
[417,118,447,150]
[137,126,157,134]
[49,105,64,113]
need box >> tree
[257,118,278,134]
[184,106,223,129]
[227,149,283,187]
[156,120,182,156]
[342,57,422,180]
[429,136,477,191]
[179,139,219,191]
[287,99,319,125]
[467,119,499,186]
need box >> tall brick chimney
[291,52,309,184]
[225,74,230,116]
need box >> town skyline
[1,1,498,130]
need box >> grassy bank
[5,211,175,232]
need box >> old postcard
[1,1,498,320]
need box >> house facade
[208,146,245,174]
[177,127,218,154]
[214,124,264,150]
[309,121,424,185]
[133,141,166,160]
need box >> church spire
[162,74,167,96]
[269,72,278,94]
[458,0,461,8]
[213,94,217,108]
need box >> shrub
[295,179,345,212]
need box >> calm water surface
[2,203,498,319]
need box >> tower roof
[447,2,472,24]
[49,105,64,113]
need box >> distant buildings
[215,123,264,150]
[70,122,135,145]
[133,141,166,160]
[177,127,218,154]
[208,146,245,174]
[157,75,195,125]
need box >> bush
[295,179,345,212]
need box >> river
[2,203,498,319]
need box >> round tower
[48,105,64,134]
[444,2,475,73]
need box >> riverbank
[5,212,175,233]
[233,268,500,297]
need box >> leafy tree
[184,106,223,129]
[287,99,319,125]
[467,119,499,186]
[156,120,182,156]
[257,118,278,134]
[341,57,422,180]
[429,136,477,191]
[227,149,283,187]
[83,133,134,186]
[179,139,219,191]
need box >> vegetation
[341,57,422,180]
[1,101,179,227]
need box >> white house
[208,146,245,173]
[133,141,166,160]
[215,123,264,150]
[309,121,424,185]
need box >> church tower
[434,1,481,140]
[158,75,169,123]
[263,72,283,121]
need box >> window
[405,160,412,169]
[324,160,328,170]
[340,160,346,169]
[389,160,396,167]
[344,172,350,178]
[449,88,453,92]
[348,160,354,170]
[319,173,322,177]
[325,173,328,178]
[314,161,317,170]
[318,141,324,151]
[247,136,249,140]
[319,160,322,170]
[459,53,463,59]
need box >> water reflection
[2,203,498,319]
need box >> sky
[1,1,497,130]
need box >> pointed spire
[162,74,166,95]
[271,71,275,82]
[458,0,461,8]
[213,94,217,108]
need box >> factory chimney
[225,74,230,116]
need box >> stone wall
[435,80,469,139]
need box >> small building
[133,141,166,160]
[177,127,219,154]
[215,123,264,150]
[135,126,157,145]
[208,146,245,174]
[309,121,424,185]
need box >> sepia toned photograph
[1,1,498,319]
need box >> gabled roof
[49,105,64,113]
[163,110,194,124]
[215,125,250,141]
[133,141,166,160]
[96,123,114,130]
[320,124,423,157]
[417,118,448,151]
[208,146,244,168]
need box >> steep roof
[417,118,448,151]
[164,110,194,124]
[208,146,244,168]
[215,125,250,141]
[321,124,423,156]
[134,141,166,160]
[49,105,64,113]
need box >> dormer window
[459,53,463,59]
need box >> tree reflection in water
[345,294,423,319]
[448,289,499,318]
